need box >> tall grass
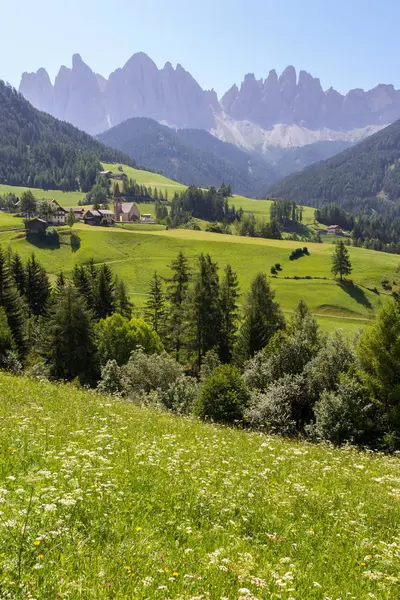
[0,373,399,598]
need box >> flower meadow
[0,374,399,599]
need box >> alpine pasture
[0,163,398,334]
[0,373,399,599]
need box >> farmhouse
[24,218,48,234]
[72,208,85,221]
[84,209,114,226]
[327,225,342,235]
[100,170,127,181]
[141,213,154,223]
[114,199,140,223]
[48,199,68,225]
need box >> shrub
[270,266,277,276]
[166,375,199,414]
[289,247,310,260]
[312,375,375,445]
[97,359,124,395]
[247,374,308,435]
[195,364,250,424]
[122,350,184,408]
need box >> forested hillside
[0,82,134,191]
[269,118,400,212]
[98,117,276,197]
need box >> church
[113,198,140,223]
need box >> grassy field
[0,223,397,335]
[1,372,399,598]
[0,184,85,208]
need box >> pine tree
[114,277,133,319]
[54,272,66,296]
[0,247,26,353]
[331,240,352,282]
[190,254,222,369]
[73,265,95,309]
[166,251,191,361]
[219,264,240,363]
[25,253,50,316]
[11,252,26,296]
[236,273,285,361]
[144,272,166,335]
[42,284,98,384]
[94,264,115,320]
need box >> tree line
[5,238,400,453]
[0,82,134,192]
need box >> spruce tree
[11,252,26,296]
[25,253,50,316]
[73,265,95,309]
[114,277,133,319]
[0,247,26,353]
[236,273,285,361]
[94,264,115,320]
[190,254,222,369]
[331,240,352,282]
[219,264,240,363]
[166,251,191,361]
[42,284,98,385]
[144,271,166,335]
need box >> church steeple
[113,183,122,222]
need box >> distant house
[72,208,85,221]
[48,199,68,225]
[141,213,154,223]
[100,170,127,181]
[114,199,140,223]
[84,209,114,226]
[327,225,342,235]
[25,218,48,234]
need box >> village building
[72,208,85,221]
[141,213,154,223]
[114,198,140,223]
[100,169,127,182]
[24,218,48,234]
[326,225,343,235]
[84,209,114,226]
[48,199,68,225]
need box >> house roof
[120,202,139,215]
[25,218,48,227]
[50,199,68,213]
[327,224,341,229]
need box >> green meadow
[0,222,397,334]
[0,372,399,599]
[1,163,398,334]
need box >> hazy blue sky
[2,0,400,96]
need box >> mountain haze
[269,118,400,212]
[98,117,276,197]
[19,53,396,156]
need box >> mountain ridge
[19,52,398,152]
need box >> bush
[312,375,375,445]
[247,374,308,435]
[195,364,250,424]
[289,247,309,260]
[97,359,124,395]
[121,350,184,408]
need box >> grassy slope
[0,373,399,598]
[0,224,397,335]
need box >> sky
[2,0,400,97]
